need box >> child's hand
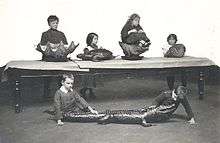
[188,118,196,125]
[128,29,137,34]
[148,105,156,110]
[40,45,47,51]
[162,47,169,55]
[138,30,144,33]
[57,120,64,126]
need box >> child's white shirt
[60,86,73,93]
[86,45,102,51]
[171,90,177,101]
[86,46,94,51]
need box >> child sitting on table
[84,32,102,53]
[120,13,151,60]
[121,13,151,47]
[37,15,78,62]
[77,32,114,62]
[54,73,98,126]
[162,34,186,58]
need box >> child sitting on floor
[54,73,98,126]
[162,34,186,58]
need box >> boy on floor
[54,73,98,126]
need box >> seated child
[54,73,98,126]
[77,32,114,62]
[162,34,186,58]
[36,15,78,62]
[120,13,151,59]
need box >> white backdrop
[0,0,220,67]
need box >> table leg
[167,76,175,90]
[181,70,187,87]
[80,74,96,99]
[198,71,205,100]
[14,79,22,113]
[43,77,51,98]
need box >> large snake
[62,104,177,127]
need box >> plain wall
[0,0,220,67]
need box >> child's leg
[138,33,150,43]
[125,33,142,45]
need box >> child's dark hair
[174,86,187,95]
[47,15,59,25]
[86,33,98,46]
[126,13,140,25]
[61,73,74,83]
[167,34,178,42]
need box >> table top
[75,56,215,69]
[1,56,215,82]
[4,56,215,71]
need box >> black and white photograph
[0,0,219,143]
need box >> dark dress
[121,23,150,45]
[40,28,68,61]
[164,44,186,58]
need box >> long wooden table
[1,57,215,113]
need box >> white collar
[60,86,73,93]
[172,90,177,101]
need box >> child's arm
[40,32,48,46]
[54,91,64,125]
[121,24,135,42]
[61,33,68,45]
[73,90,98,114]
[179,94,195,124]
[128,29,138,35]
[73,90,90,109]
[136,25,144,33]
[138,29,144,33]
[162,47,169,55]
[151,92,168,107]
